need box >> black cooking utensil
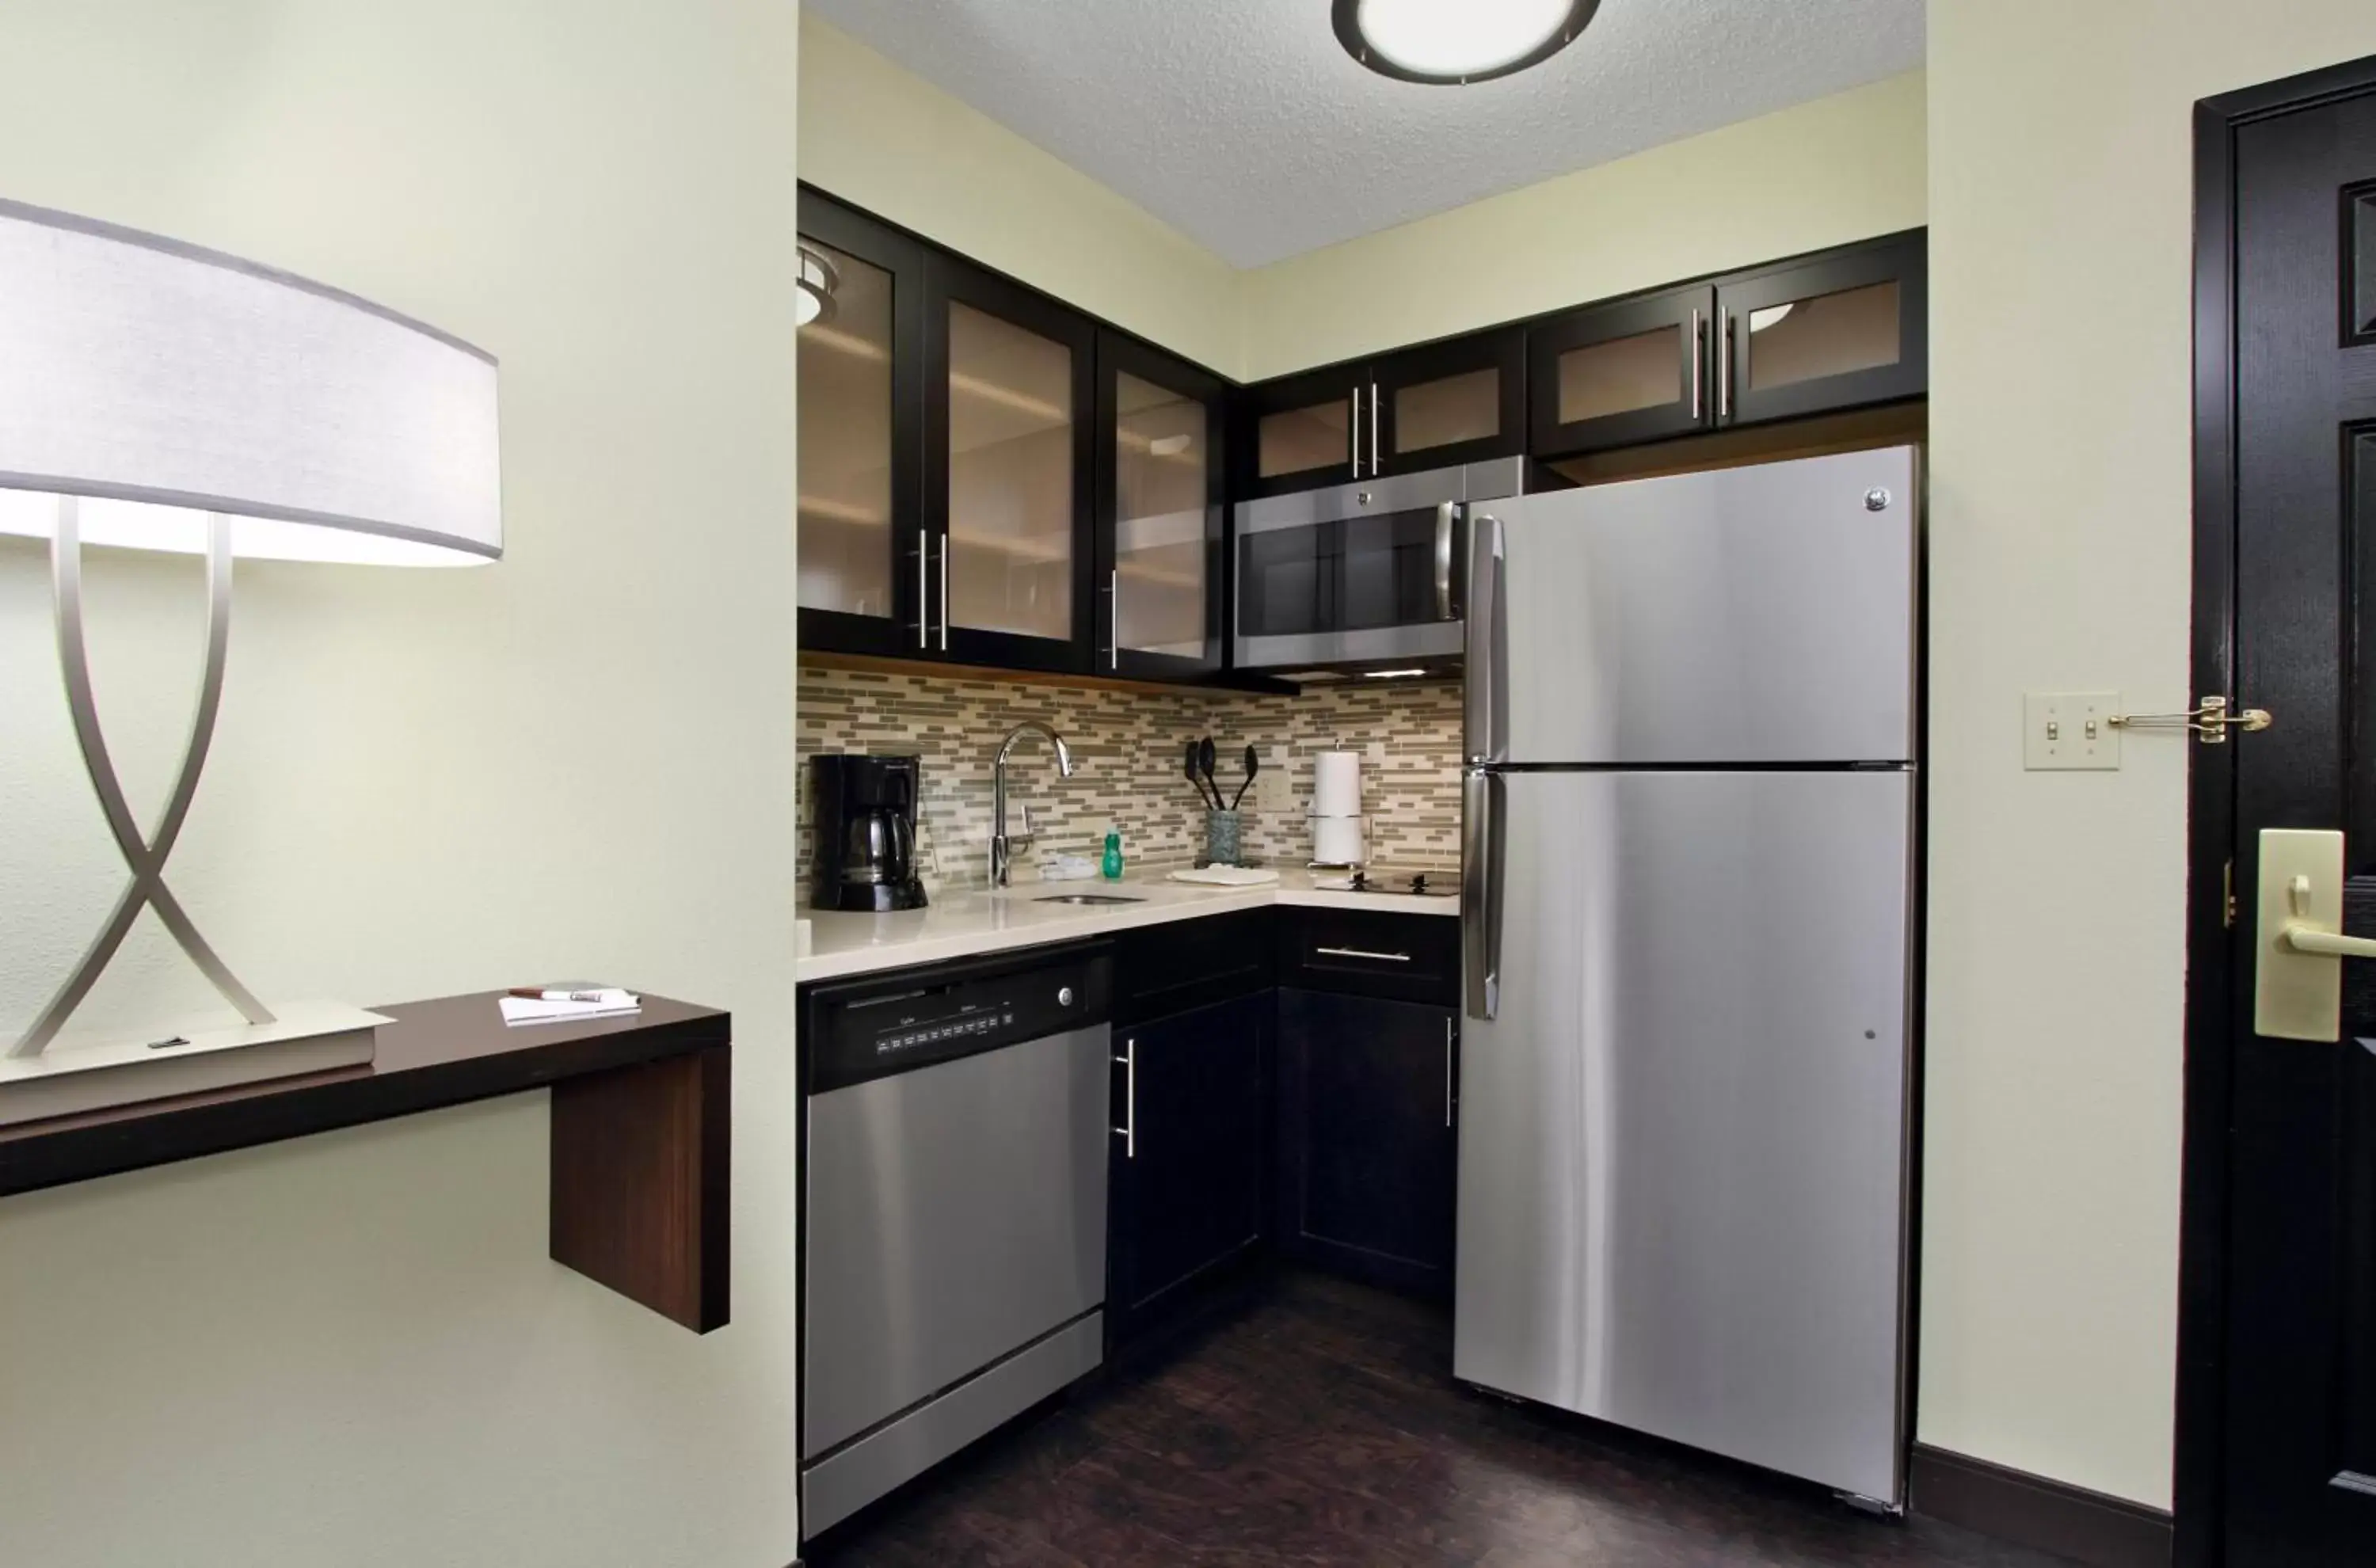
[1186,740,1217,809]
[1198,737,1220,811]
[1231,743,1258,809]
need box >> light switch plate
[2024,692,2122,770]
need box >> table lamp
[0,198,501,1126]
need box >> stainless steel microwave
[1233,458,1526,676]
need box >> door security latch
[2108,695,2271,744]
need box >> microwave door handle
[1465,512,1506,764]
[1463,769,1503,1022]
[1434,502,1456,621]
[1349,390,1361,478]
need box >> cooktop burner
[1316,866,1461,898]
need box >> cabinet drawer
[1277,908,1460,1007]
[1114,908,1277,1026]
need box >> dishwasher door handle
[1112,1038,1136,1159]
[1314,946,1411,963]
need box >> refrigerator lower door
[1472,446,1917,767]
[1454,768,1913,1502]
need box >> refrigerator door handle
[1464,512,1507,765]
[1462,768,1502,1021]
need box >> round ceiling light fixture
[1334,0,1600,86]
[795,242,840,327]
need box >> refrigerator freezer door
[1477,446,1916,765]
[1454,768,1912,1501]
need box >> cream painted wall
[0,4,803,1566]
[799,13,1239,374]
[1237,70,1926,380]
[1922,0,2376,1509]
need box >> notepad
[499,989,642,1027]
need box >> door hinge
[2225,858,2237,929]
[2108,695,2272,745]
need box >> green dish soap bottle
[1101,828,1124,881]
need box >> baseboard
[1910,1444,2172,1567]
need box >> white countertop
[798,866,1457,984]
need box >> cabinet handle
[915,527,930,649]
[1112,1038,1136,1159]
[1689,309,1704,420]
[1445,1017,1455,1128]
[1370,382,1381,475]
[1108,568,1120,671]
[938,533,950,650]
[1350,388,1362,478]
[1314,946,1411,963]
[1719,312,1734,421]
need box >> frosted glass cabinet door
[1716,232,1926,428]
[927,257,1095,672]
[1098,333,1224,677]
[798,241,895,618]
[796,194,927,657]
[1527,286,1714,459]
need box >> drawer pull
[1314,946,1411,963]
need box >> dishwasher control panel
[804,945,1113,1094]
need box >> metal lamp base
[0,1001,386,1127]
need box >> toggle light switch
[2024,692,2122,771]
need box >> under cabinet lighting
[1362,668,1430,679]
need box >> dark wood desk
[0,991,731,1332]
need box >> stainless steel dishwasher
[799,943,1112,1538]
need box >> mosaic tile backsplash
[798,664,1466,898]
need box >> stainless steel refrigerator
[1455,446,1918,1508]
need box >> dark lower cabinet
[1107,991,1271,1343]
[1275,987,1459,1300]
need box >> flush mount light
[795,242,839,327]
[1334,0,1600,86]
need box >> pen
[508,988,611,1003]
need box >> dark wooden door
[1527,284,1715,459]
[1370,328,1525,477]
[923,253,1096,676]
[2207,70,2376,1568]
[1109,993,1270,1341]
[1714,231,1926,430]
[1095,330,1227,682]
[1275,988,1458,1298]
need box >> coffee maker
[809,753,928,911]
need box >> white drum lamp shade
[0,197,501,563]
[0,196,501,1125]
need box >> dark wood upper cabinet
[1715,230,1927,429]
[1529,284,1715,459]
[1528,230,1927,462]
[1096,331,1227,680]
[1371,329,1525,475]
[1240,361,1363,498]
[925,253,1099,676]
[1239,331,1525,499]
[796,193,929,658]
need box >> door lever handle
[2257,829,2373,1041]
[2278,870,2376,957]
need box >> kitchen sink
[1033,892,1145,905]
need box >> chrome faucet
[990,719,1075,887]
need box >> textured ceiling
[805,0,1926,268]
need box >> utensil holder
[1205,810,1243,866]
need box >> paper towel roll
[1312,815,1365,867]
[1312,752,1362,817]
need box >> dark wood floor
[808,1271,2073,1566]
